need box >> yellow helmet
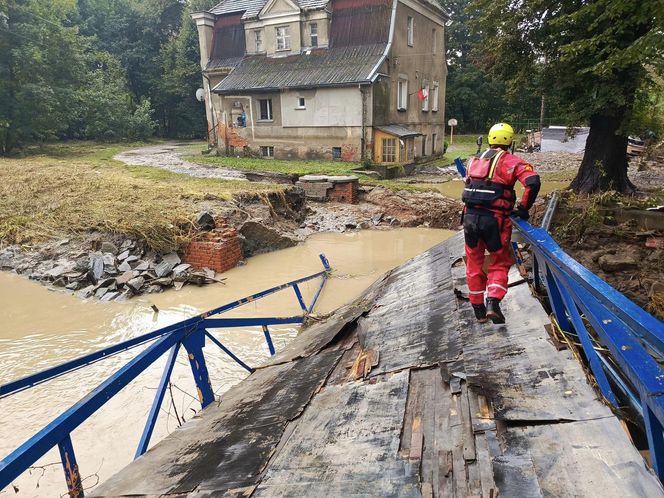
[488,122,514,146]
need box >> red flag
[417,88,428,101]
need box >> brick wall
[182,224,242,273]
[328,180,359,204]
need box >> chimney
[191,12,216,69]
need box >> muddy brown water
[0,228,454,497]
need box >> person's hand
[513,204,530,220]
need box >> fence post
[58,435,83,498]
[183,328,215,409]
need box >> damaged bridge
[89,231,663,497]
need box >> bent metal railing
[0,254,332,496]
[514,216,664,482]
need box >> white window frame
[397,79,408,110]
[432,29,437,55]
[431,81,439,112]
[407,16,414,47]
[258,98,273,121]
[276,25,290,51]
[255,30,264,53]
[432,133,437,154]
[260,146,274,158]
[310,22,318,47]
[422,80,430,112]
[382,138,397,163]
[296,96,306,109]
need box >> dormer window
[255,30,264,53]
[310,23,318,47]
[276,26,291,51]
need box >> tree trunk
[569,113,635,194]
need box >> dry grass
[0,142,284,252]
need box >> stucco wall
[281,87,363,127]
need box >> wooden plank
[475,432,497,498]
[460,383,476,462]
[468,389,496,433]
[409,415,424,460]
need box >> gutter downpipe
[367,0,398,82]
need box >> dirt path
[115,142,248,181]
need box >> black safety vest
[461,149,515,211]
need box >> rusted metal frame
[0,329,185,492]
[135,342,181,459]
[183,329,216,409]
[204,330,254,373]
[58,434,83,498]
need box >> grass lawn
[187,148,361,177]
[0,141,284,251]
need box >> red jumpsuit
[462,148,540,305]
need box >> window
[276,26,290,50]
[407,16,414,46]
[260,146,274,158]
[296,96,306,109]
[382,138,397,162]
[432,29,437,54]
[259,99,273,120]
[422,135,428,156]
[432,133,437,154]
[310,23,318,47]
[255,30,263,52]
[332,147,341,159]
[422,81,430,111]
[397,79,408,110]
[431,81,439,111]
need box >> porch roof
[375,125,422,138]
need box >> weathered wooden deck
[93,234,663,497]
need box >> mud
[552,204,664,320]
[114,142,248,180]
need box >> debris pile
[0,237,223,302]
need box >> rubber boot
[486,298,505,324]
[472,303,487,323]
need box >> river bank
[0,142,464,301]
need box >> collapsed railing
[0,254,332,496]
[514,208,664,482]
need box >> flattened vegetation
[0,142,284,251]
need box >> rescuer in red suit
[462,123,541,324]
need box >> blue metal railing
[0,254,332,496]
[514,217,664,481]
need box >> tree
[469,0,664,193]
[0,0,89,153]
[443,0,544,134]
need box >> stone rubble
[0,234,223,303]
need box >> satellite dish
[195,88,205,102]
[448,118,458,127]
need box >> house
[192,0,449,164]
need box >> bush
[127,100,157,140]
[443,141,449,155]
